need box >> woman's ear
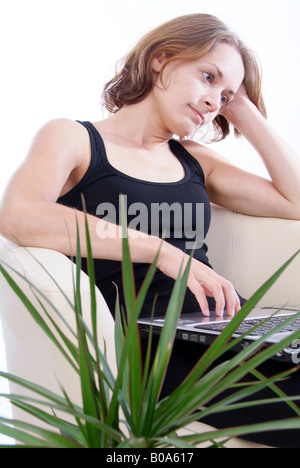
[151,52,167,72]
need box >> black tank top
[57,121,213,317]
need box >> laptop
[138,306,300,363]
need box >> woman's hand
[156,241,241,317]
[219,83,253,125]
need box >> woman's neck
[99,97,173,150]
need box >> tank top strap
[59,120,106,197]
[76,120,105,167]
[168,139,206,185]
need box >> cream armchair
[0,205,299,448]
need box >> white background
[0,0,299,444]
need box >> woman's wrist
[222,95,262,131]
[127,230,164,264]
[220,82,266,134]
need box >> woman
[0,14,300,446]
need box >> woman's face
[151,42,245,137]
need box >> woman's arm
[0,119,160,263]
[186,86,300,220]
[222,85,300,208]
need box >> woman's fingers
[187,274,210,316]
[157,243,241,317]
[188,261,241,317]
[218,277,241,316]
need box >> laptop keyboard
[195,314,300,336]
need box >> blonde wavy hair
[102,14,266,141]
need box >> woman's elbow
[0,214,16,244]
[0,202,28,244]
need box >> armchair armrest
[0,235,116,410]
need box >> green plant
[0,204,300,448]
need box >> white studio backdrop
[0,0,299,443]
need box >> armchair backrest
[206,205,300,307]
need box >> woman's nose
[203,91,220,113]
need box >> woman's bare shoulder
[179,139,229,179]
[32,118,88,157]
[3,118,93,203]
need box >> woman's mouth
[189,106,204,125]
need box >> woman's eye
[221,95,228,105]
[203,72,213,83]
